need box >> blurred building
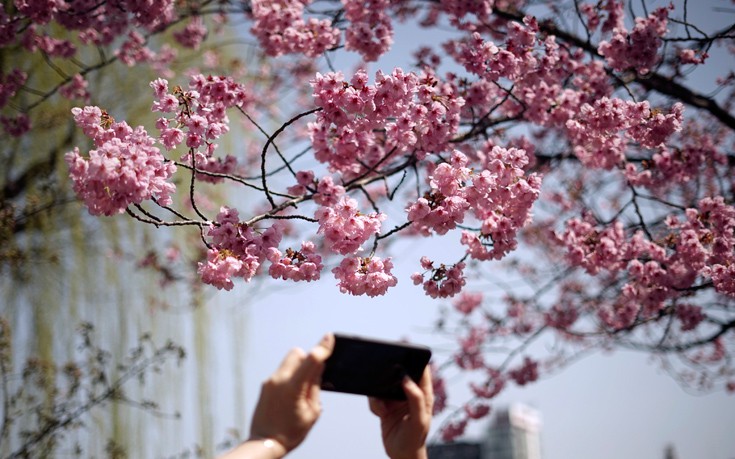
[483,404,542,459]
[428,404,542,459]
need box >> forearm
[391,446,428,459]
[217,438,288,459]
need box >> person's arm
[369,366,434,459]
[218,334,335,459]
[218,437,287,459]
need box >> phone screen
[320,334,432,400]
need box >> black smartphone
[320,333,432,400]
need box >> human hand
[248,333,335,456]
[369,366,434,459]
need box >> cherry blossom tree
[3,0,735,443]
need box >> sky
[208,2,735,459]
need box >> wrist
[390,446,428,459]
[248,437,289,459]
[217,437,288,459]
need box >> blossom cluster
[444,9,684,163]
[250,0,340,58]
[458,145,542,261]
[625,126,727,190]
[197,207,284,290]
[449,17,539,84]
[453,291,483,315]
[286,170,316,197]
[198,248,245,291]
[0,69,26,108]
[672,197,735,297]
[4,0,178,64]
[419,0,494,28]
[65,106,176,216]
[266,241,323,282]
[431,364,448,414]
[598,5,671,75]
[309,68,464,177]
[7,0,175,42]
[559,219,628,275]
[23,26,76,58]
[313,176,347,206]
[151,74,251,175]
[407,151,472,236]
[508,357,539,386]
[558,196,735,330]
[287,171,347,206]
[116,31,155,66]
[66,73,255,217]
[343,0,394,62]
[0,0,222,136]
[544,301,580,330]
[454,326,486,370]
[59,74,90,101]
[565,98,683,169]
[579,0,625,33]
[173,16,208,50]
[332,256,398,297]
[404,145,540,295]
[199,203,388,291]
[444,16,600,132]
[248,0,402,61]
[411,257,466,299]
[678,48,708,66]
[439,0,493,22]
[470,368,505,400]
[316,196,386,255]
[0,112,30,136]
[0,69,30,136]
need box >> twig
[260,108,322,208]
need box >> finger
[313,333,335,363]
[295,333,335,384]
[272,347,307,381]
[418,366,434,413]
[308,377,322,405]
[308,337,333,398]
[402,375,426,419]
[368,397,387,417]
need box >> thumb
[295,333,335,384]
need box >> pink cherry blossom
[267,241,323,282]
[250,0,340,58]
[316,196,385,255]
[598,5,672,75]
[508,356,539,386]
[332,256,398,297]
[412,257,466,299]
[197,248,244,291]
[65,107,176,216]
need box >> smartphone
[320,333,432,400]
